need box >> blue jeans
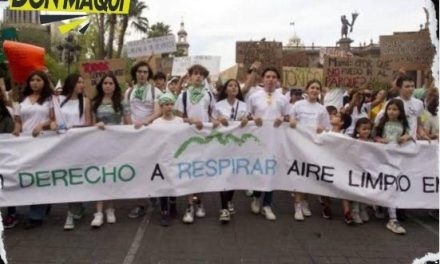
[29,204,49,221]
[253,191,273,206]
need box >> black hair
[60,74,84,118]
[153,72,166,81]
[427,96,438,117]
[339,111,352,131]
[326,105,337,115]
[375,99,410,138]
[261,67,280,79]
[92,73,123,115]
[305,79,322,91]
[290,88,303,97]
[396,75,414,88]
[0,90,11,122]
[20,70,53,104]
[217,79,244,102]
[130,61,153,84]
[352,117,372,139]
[188,64,209,77]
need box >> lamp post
[57,34,81,75]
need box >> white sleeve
[174,93,184,113]
[212,103,221,119]
[320,109,331,130]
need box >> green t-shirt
[382,121,409,142]
[96,102,129,125]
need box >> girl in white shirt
[290,79,331,222]
[57,74,92,231]
[12,70,57,229]
[212,79,249,223]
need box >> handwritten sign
[79,59,125,98]
[126,35,176,58]
[324,56,393,90]
[172,56,221,76]
[283,51,309,67]
[319,48,353,65]
[380,31,435,70]
[282,67,323,88]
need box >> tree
[116,0,149,58]
[106,14,117,59]
[148,22,171,38]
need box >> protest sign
[319,47,353,65]
[0,124,437,209]
[79,58,125,98]
[324,56,394,89]
[380,31,435,70]
[9,0,130,14]
[172,56,221,76]
[126,35,176,58]
[282,67,323,88]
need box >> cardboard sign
[319,48,353,65]
[324,56,393,90]
[126,35,177,58]
[172,56,221,76]
[380,30,435,70]
[79,58,125,98]
[282,67,323,88]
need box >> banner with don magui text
[0,123,437,209]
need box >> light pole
[57,34,81,75]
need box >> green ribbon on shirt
[133,84,151,101]
[188,85,205,105]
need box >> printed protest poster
[283,67,324,88]
[126,35,176,58]
[80,58,125,98]
[9,0,131,14]
[324,56,394,89]
[380,30,435,70]
[172,56,221,76]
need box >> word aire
[9,0,130,14]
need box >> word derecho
[10,0,130,14]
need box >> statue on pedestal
[341,12,359,39]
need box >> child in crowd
[373,99,412,234]
[152,93,184,226]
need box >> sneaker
[91,212,104,228]
[23,219,43,230]
[245,190,253,197]
[294,203,304,221]
[352,211,363,224]
[182,205,194,224]
[169,203,178,218]
[360,208,370,222]
[301,201,312,217]
[3,215,18,229]
[374,206,385,219]
[344,211,353,225]
[227,201,236,215]
[251,197,261,214]
[322,206,332,219]
[105,208,116,224]
[128,206,145,219]
[261,206,276,221]
[160,211,170,227]
[64,212,75,230]
[195,204,206,218]
[219,209,230,223]
[386,219,406,234]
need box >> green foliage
[148,22,172,38]
[45,53,67,84]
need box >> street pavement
[2,191,438,264]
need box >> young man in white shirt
[247,67,290,221]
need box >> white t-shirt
[213,99,248,121]
[58,95,86,128]
[344,103,368,136]
[375,96,424,137]
[247,89,290,120]
[125,84,163,124]
[290,100,331,130]
[174,89,215,122]
[275,88,291,102]
[153,116,184,125]
[16,97,53,133]
[244,85,264,103]
[323,87,345,109]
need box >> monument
[337,12,359,51]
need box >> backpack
[125,85,156,107]
[182,89,213,118]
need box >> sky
[0,0,436,73]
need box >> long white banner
[0,123,438,209]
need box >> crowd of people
[0,60,438,235]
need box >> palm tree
[106,14,117,58]
[116,0,148,58]
[148,22,172,38]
